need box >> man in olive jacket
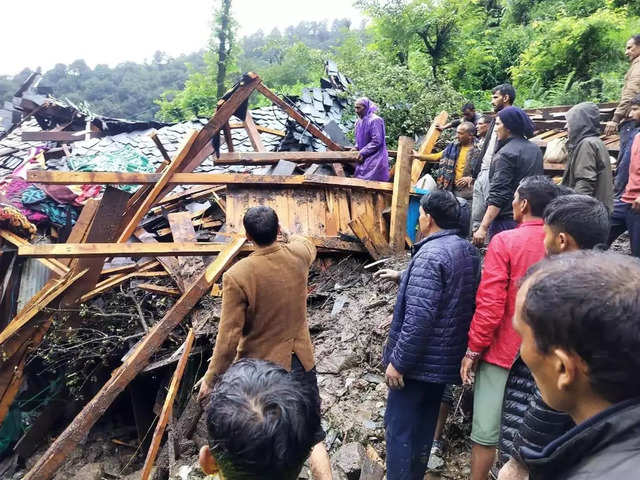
[562,102,613,212]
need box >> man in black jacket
[497,194,611,480]
[473,106,543,246]
[471,85,515,232]
[511,251,640,480]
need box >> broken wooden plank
[168,212,206,289]
[410,111,448,185]
[78,271,169,303]
[0,230,70,277]
[136,283,181,297]
[140,329,195,480]
[390,136,415,251]
[117,131,199,243]
[150,131,172,163]
[0,269,87,345]
[133,228,185,291]
[61,187,131,306]
[19,242,247,258]
[349,213,392,260]
[243,111,266,151]
[60,199,99,266]
[23,237,246,480]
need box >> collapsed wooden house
[0,67,626,479]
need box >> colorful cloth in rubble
[21,186,78,227]
[67,145,155,193]
[0,203,37,238]
[0,178,48,223]
[354,98,390,182]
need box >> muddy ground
[12,233,632,480]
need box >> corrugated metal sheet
[17,238,51,312]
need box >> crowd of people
[194,34,640,480]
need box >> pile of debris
[0,60,428,480]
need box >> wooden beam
[23,237,246,480]
[140,329,195,480]
[0,230,70,277]
[410,111,448,185]
[117,130,199,243]
[178,74,262,175]
[168,212,206,289]
[149,131,172,163]
[348,213,392,260]
[26,171,393,192]
[60,199,99,266]
[228,122,286,137]
[134,228,185,292]
[215,151,359,165]
[21,131,104,142]
[390,136,414,252]
[18,242,246,258]
[79,271,169,303]
[255,82,344,152]
[243,111,265,151]
[0,269,87,345]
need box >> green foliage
[338,49,464,145]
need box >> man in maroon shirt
[460,176,562,480]
[609,95,640,257]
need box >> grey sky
[1,0,364,76]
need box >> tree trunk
[216,0,233,99]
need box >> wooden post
[410,111,448,185]
[22,237,246,480]
[389,136,414,252]
[140,329,195,480]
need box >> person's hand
[632,197,640,213]
[385,363,405,390]
[197,380,213,409]
[356,152,364,164]
[473,225,488,246]
[456,176,473,188]
[279,223,291,242]
[373,268,401,284]
[460,356,477,386]
[604,121,618,136]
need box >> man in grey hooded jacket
[562,102,613,212]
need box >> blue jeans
[609,199,640,257]
[385,380,445,480]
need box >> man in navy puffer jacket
[375,190,480,480]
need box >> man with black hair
[198,206,332,479]
[375,190,480,480]
[609,94,640,257]
[199,358,321,480]
[461,176,559,480]
[543,194,610,254]
[471,84,516,232]
[512,251,640,479]
[439,102,482,131]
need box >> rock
[71,463,104,480]
[317,351,358,374]
[331,442,366,480]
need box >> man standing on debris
[197,206,332,480]
[461,176,560,480]
[562,102,613,212]
[473,106,543,246]
[471,85,515,232]
[604,34,640,145]
[353,97,390,182]
[423,121,479,202]
[374,190,480,480]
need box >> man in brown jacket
[604,34,640,137]
[197,205,331,480]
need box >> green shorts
[471,361,509,446]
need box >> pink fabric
[622,134,640,204]
[467,220,546,369]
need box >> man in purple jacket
[353,97,390,181]
[375,190,480,479]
